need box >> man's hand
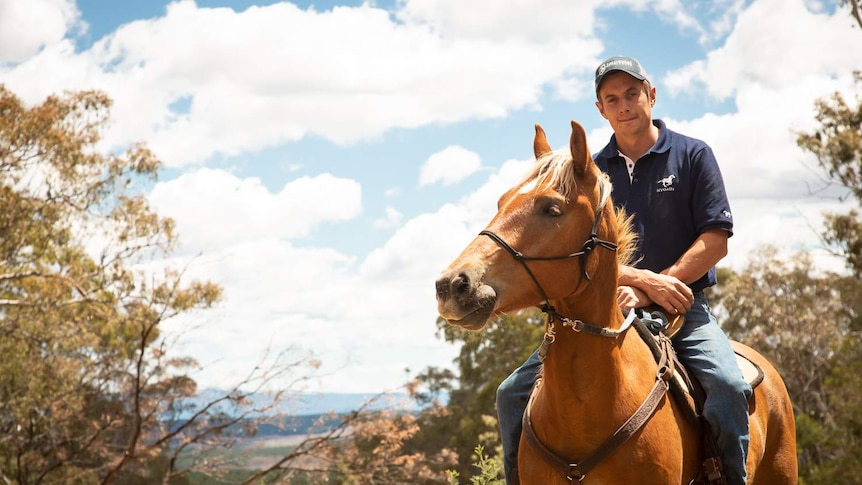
[643,271,694,315]
[617,285,651,313]
[618,266,694,315]
[617,230,727,315]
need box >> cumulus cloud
[396,0,601,40]
[156,151,533,392]
[373,206,404,229]
[662,0,862,100]
[0,0,737,170]
[650,0,862,273]
[147,168,362,250]
[0,0,607,167]
[0,0,80,63]
[418,145,482,187]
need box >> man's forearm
[618,264,653,288]
[662,229,729,284]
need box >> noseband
[479,180,618,323]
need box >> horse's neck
[540,294,649,409]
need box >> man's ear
[595,100,607,120]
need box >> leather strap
[522,336,673,481]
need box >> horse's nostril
[454,273,470,296]
[436,273,472,300]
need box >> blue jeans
[496,293,751,484]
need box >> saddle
[634,306,764,485]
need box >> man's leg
[496,349,541,484]
[672,293,752,485]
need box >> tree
[316,408,457,485]
[797,72,862,277]
[786,16,862,478]
[408,310,545,482]
[0,85,218,483]
[712,249,852,419]
[0,86,354,485]
[710,248,862,483]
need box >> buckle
[567,464,585,482]
[563,319,584,332]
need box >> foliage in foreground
[0,86,345,484]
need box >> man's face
[595,71,656,138]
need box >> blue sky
[1,0,860,394]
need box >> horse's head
[435,121,632,330]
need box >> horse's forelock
[523,149,577,197]
[519,152,637,268]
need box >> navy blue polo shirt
[592,119,733,292]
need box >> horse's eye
[547,204,563,217]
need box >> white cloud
[702,0,748,44]
[396,0,601,40]
[418,145,482,187]
[150,150,533,392]
[643,0,705,40]
[147,168,362,250]
[0,0,747,169]
[663,0,862,100]
[373,206,403,229]
[155,205,471,393]
[384,187,402,198]
[0,0,605,167]
[722,197,849,271]
[0,0,80,63]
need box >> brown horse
[435,121,797,484]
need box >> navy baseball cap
[594,56,648,95]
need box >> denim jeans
[496,293,751,484]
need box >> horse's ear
[570,120,593,176]
[534,124,552,159]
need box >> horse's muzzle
[435,268,497,330]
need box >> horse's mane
[522,149,638,268]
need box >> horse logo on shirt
[656,174,676,193]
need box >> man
[495,56,751,484]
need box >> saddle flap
[731,341,765,389]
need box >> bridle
[478,179,618,329]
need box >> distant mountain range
[165,389,435,438]
[188,389,428,418]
